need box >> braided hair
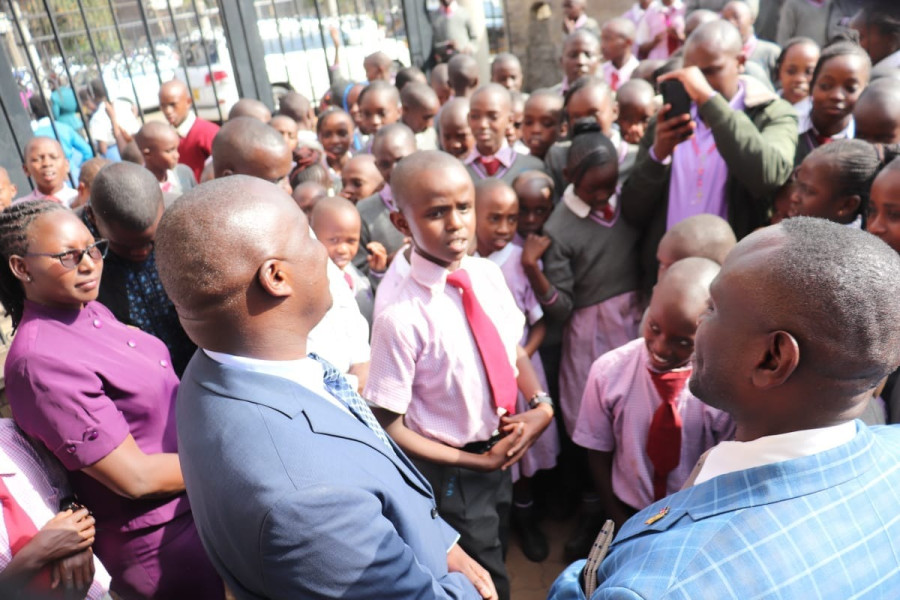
[565,118,618,187]
[0,200,67,330]
[806,140,900,222]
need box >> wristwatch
[529,391,554,410]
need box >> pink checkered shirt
[572,338,734,510]
[0,419,111,598]
[365,251,524,447]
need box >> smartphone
[660,80,691,121]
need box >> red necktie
[645,368,692,501]
[592,204,615,222]
[445,269,517,415]
[610,71,620,92]
[479,156,502,177]
[343,270,354,291]
[815,133,833,146]
[664,11,678,56]
[0,476,53,591]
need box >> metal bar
[39,0,96,154]
[190,0,225,122]
[6,0,69,185]
[289,0,319,101]
[0,17,38,194]
[163,0,200,115]
[105,0,147,122]
[135,0,165,88]
[267,0,293,88]
[311,0,332,90]
[502,0,512,53]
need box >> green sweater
[620,76,797,291]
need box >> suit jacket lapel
[191,351,434,498]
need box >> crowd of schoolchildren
[2,0,900,597]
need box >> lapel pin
[644,506,669,525]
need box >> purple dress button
[92,319,102,329]
[66,445,76,454]
[160,360,168,368]
[88,430,99,441]
[128,340,136,348]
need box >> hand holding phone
[660,79,691,121]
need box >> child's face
[643,281,702,372]
[347,85,364,128]
[867,168,900,255]
[143,132,180,173]
[292,183,327,216]
[683,41,742,101]
[505,103,524,146]
[516,181,553,236]
[159,87,191,128]
[373,136,416,183]
[24,139,69,194]
[469,90,511,156]
[572,162,618,210]
[522,97,561,159]
[403,100,439,134]
[314,208,361,270]
[561,37,600,83]
[397,167,475,268]
[491,61,523,92]
[340,158,383,204]
[567,86,617,135]
[778,43,819,106]
[431,77,451,106]
[0,170,17,208]
[440,115,475,159]
[617,98,656,145]
[600,25,631,64]
[475,186,518,256]
[360,91,400,136]
[271,117,299,151]
[562,0,584,20]
[94,204,163,263]
[790,155,844,221]
[318,113,354,161]
[811,55,869,129]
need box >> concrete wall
[505,0,634,91]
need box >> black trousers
[413,459,513,600]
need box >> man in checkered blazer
[550,217,900,599]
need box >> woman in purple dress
[0,200,223,600]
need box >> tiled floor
[507,516,576,599]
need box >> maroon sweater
[178,117,219,181]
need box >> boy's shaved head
[78,157,111,186]
[227,98,272,122]
[90,162,163,231]
[439,97,470,127]
[212,116,292,185]
[401,82,440,112]
[373,121,416,149]
[134,120,178,149]
[656,257,720,302]
[603,17,636,41]
[854,77,900,143]
[364,51,392,70]
[448,54,480,97]
[24,136,64,158]
[657,214,737,277]
[684,9,719,38]
[686,19,743,57]
[359,80,401,106]
[310,195,360,230]
[471,83,512,112]
[616,78,656,108]
[277,91,311,123]
[392,150,466,210]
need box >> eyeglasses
[25,239,109,269]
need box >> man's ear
[257,258,293,298]
[751,330,800,389]
[389,210,413,237]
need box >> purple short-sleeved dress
[5,300,222,599]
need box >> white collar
[562,184,618,218]
[202,349,350,415]
[480,242,515,267]
[876,48,900,71]
[176,111,197,138]
[693,420,857,485]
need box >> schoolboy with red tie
[366,151,554,600]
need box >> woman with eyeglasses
[0,200,223,599]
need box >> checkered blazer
[550,421,900,599]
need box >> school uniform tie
[312,354,396,454]
[610,71,620,92]
[479,155,502,176]
[445,269,518,415]
[343,270,354,290]
[645,368,692,501]
[0,476,53,591]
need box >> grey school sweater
[540,197,642,323]
[351,190,406,276]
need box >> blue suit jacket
[176,351,479,599]
[550,422,900,599]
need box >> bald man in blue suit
[156,176,492,600]
[550,218,900,599]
